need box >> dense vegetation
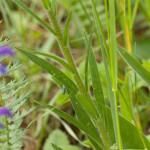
[0,0,150,150]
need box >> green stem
[47,9,89,97]
[0,93,10,145]
[5,117,10,145]
[47,8,112,149]
[97,119,111,150]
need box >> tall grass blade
[131,0,140,28]
[108,0,118,91]
[64,11,72,46]
[84,31,90,91]
[90,0,122,149]
[84,30,106,124]
[118,45,150,86]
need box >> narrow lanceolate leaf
[17,48,78,93]
[118,45,150,86]
[64,11,72,46]
[84,31,106,123]
[12,0,55,35]
[24,50,74,73]
[77,93,99,119]
[84,30,93,91]
[51,144,63,150]
[35,101,103,149]
[42,0,51,10]
[119,73,133,122]
[109,0,117,91]
[90,0,122,149]
[106,106,150,149]
[70,96,104,150]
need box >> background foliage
[0,0,150,149]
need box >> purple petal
[0,45,14,57]
[0,63,7,75]
[0,123,4,129]
[0,107,13,118]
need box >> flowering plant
[0,107,12,128]
[0,41,31,150]
[0,45,14,75]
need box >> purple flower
[0,107,12,118]
[0,123,3,128]
[0,45,15,76]
[0,45,14,57]
[0,63,7,75]
[0,107,12,129]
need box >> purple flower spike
[0,45,14,57]
[0,63,7,75]
[0,107,13,118]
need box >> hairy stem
[5,117,10,145]
[97,119,111,150]
[47,9,89,97]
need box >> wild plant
[4,0,150,150]
[0,39,31,150]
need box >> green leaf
[108,0,118,91]
[23,49,74,73]
[44,130,81,150]
[84,30,92,91]
[77,93,99,119]
[17,48,78,93]
[84,30,106,123]
[91,0,122,147]
[51,144,63,150]
[35,101,103,149]
[70,96,104,150]
[12,0,55,35]
[119,72,133,122]
[106,106,150,149]
[117,45,150,86]
[51,0,57,15]
[64,11,72,46]
[44,130,68,150]
[42,0,51,10]
[36,100,150,149]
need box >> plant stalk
[97,119,111,150]
[47,9,89,97]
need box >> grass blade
[108,0,118,91]
[118,45,150,86]
[84,30,106,124]
[84,30,92,91]
[64,11,72,46]
[91,0,122,148]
